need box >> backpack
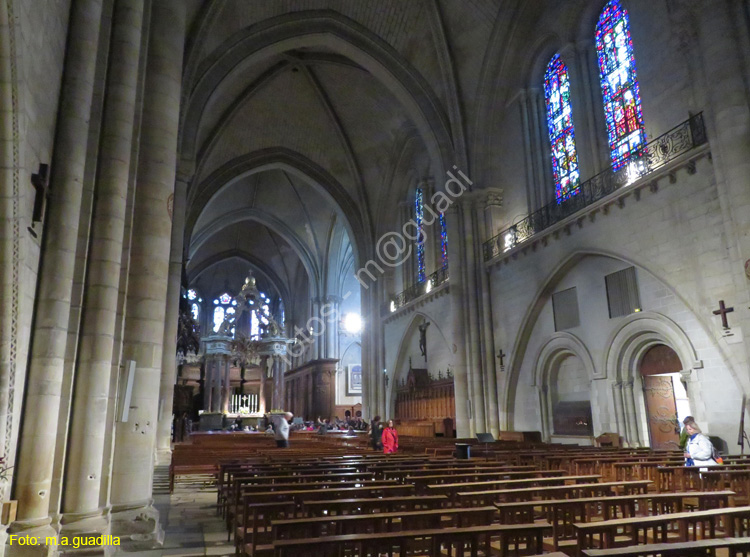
[711,443,723,465]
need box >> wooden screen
[394,367,455,437]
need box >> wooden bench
[270,522,550,556]
[273,505,495,541]
[456,479,652,506]
[301,494,449,517]
[575,505,750,556]
[496,491,734,550]
[581,537,750,556]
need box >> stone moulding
[485,146,710,269]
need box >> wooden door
[643,376,680,450]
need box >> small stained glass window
[415,188,426,282]
[212,306,225,333]
[439,212,448,266]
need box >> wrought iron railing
[391,265,449,311]
[483,113,707,261]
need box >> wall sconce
[383,368,389,388]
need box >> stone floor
[121,473,234,557]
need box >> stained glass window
[439,212,448,266]
[219,292,232,304]
[213,306,225,332]
[415,188,426,282]
[250,293,270,340]
[544,54,580,202]
[187,289,197,301]
[596,0,646,170]
[191,302,199,321]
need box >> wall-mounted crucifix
[418,321,430,361]
[28,163,50,238]
[713,300,734,329]
[496,349,506,372]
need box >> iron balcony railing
[483,113,707,261]
[391,265,449,311]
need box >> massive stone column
[110,0,185,547]
[202,358,211,411]
[696,3,750,366]
[10,0,105,544]
[444,204,471,437]
[324,295,339,359]
[271,356,284,411]
[221,356,231,413]
[59,0,145,542]
[258,355,268,415]
[155,171,190,460]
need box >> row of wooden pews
[169,432,750,556]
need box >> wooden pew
[270,522,550,556]
[456,479,652,506]
[575,505,750,556]
[426,473,601,500]
[496,491,734,551]
[301,494,448,517]
[273,506,495,540]
[581,537,750,556]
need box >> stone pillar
[210,357,221,413]
[623,380,640,446]
[482,189,504,240]
[221,356,231,413]
[110,1,185,548]
[202,360,210,411]
[697,3,750,365]
[271,356,284,411]
[258,355,268,415]
[398,201,413,288]
[612,381,627,442]
[59,0,145,541]
[324,295,339,359]
[10,0,105,543]
[537,386,549,441]
[155,170,190,460]
[451,193,488,434]
[444,204,471,437]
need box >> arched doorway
[640,344,688,450]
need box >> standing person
[370,415,382,451]
[274,412,293,448]
[382,419,399,454]
[683,417,717,466]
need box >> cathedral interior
[1,0,750,554]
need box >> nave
[166,432,750,556]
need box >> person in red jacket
[382,419,399,454]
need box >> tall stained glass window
[439,212,448,267]
[212,292,236,336]
[544,54,580,202]
[596,0,646,170]
[415,188,426,282]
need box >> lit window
[544,54,580,202]
[596,0,646,170]
[415,188,425,282]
